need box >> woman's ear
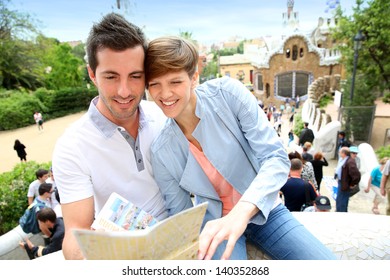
[191,71,199,88]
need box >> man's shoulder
[29,179,39,188]
[140,100,166,122]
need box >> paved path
[277,104,387,216]
[0,112,85,174]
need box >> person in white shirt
[27,169,49,205]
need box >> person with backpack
[19,183,53,234]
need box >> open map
[73,199,208,260]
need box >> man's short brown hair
[290,158,303,171]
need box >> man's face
[88,46,146,126]
[39,174,49,182]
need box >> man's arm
[28,196,34,205]
[61,197,94,260]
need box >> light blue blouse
[151,77,290,225]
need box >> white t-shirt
[52,98,168,221]
[27,179,41,198]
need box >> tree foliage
[0,0,43,90]
[332,0,390,101]
[0,0,87,91]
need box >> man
[380,159,390,215]
[35,183,54,208]
[302,146,313,161]
[303,195,332,212]
[335,147,361,212]
[280,158,318,212]
[299,122,315,146]
[52,13,168,259]
[33,111,44,131]
[19,208,64,259]
[27,169,49,205]
[349,146,361,170]
[337,131,350,150]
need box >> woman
[145,36,335,260]
[288,151,318,191]
[14,139,27,162]
[310,152,329,192]
[365,157,388,214]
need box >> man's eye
[131,75,142,79]
[148,83,157,87]
[105,76,116,80]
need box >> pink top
[189,142,242,216]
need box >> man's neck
[289,171,302,178]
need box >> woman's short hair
[145,36,199,85]
[313,152,323,161]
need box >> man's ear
[87,65,97,86]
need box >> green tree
[40,42,84,89]
[332,0,390,142]
[333,0,390,101]
[0,0,43,90]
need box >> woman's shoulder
[151,119,177,153]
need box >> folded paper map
[91,192,158,232]
[73,196,208,260]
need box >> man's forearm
[62,233,84,260]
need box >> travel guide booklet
[90,192,158,232]
[73,192,208,260]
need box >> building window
[266,83,270,98]
[276,71,310,99]
[300,48,304,57]
[256,74,263,91]
[295,72,309,96]
[236,70,245,82]
[277,72,293,98]
[292,45,298,61]
[286,48,291,58]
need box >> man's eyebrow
[99,70,144,75]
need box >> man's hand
[197,201,258,260]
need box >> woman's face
[147,70,197,119]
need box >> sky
[9,0,358,45]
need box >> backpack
[19,200,46,234]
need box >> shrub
[375,145,390,160]
[0,161,51,235]
[0,87,97,131]
[293,112,304,137]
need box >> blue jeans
[212,204,336,260]
[336,180,350,212]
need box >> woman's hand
[197,201,258,260]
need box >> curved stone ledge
[32,212,390,260]
[0,225,33,257]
